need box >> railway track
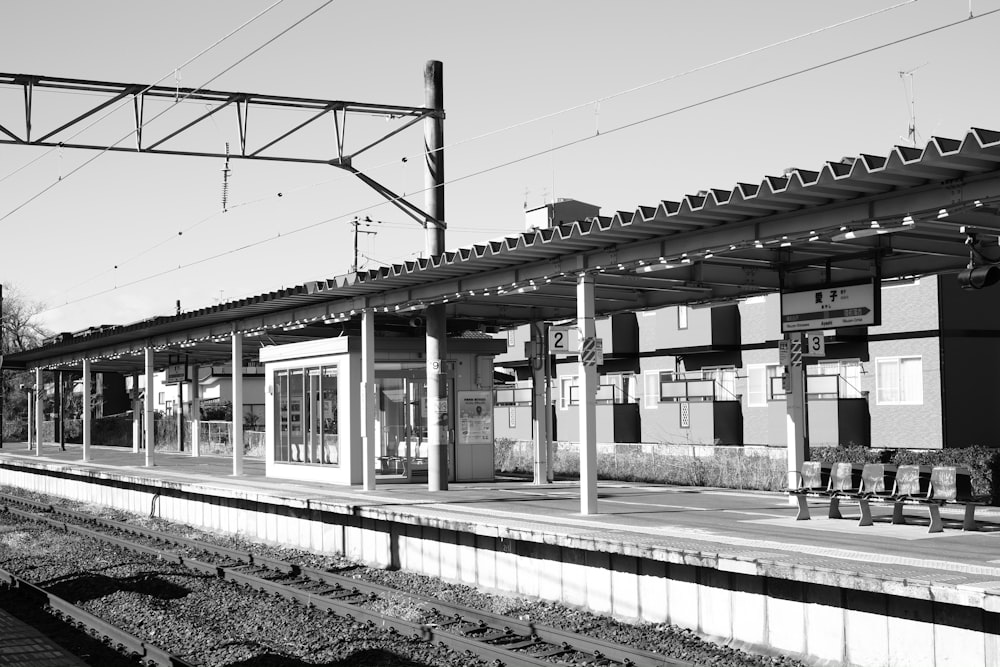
[0,565,198,667]
[0,491,692,667]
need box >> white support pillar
[26,388,33,450]
[531,321,550,485]
[34,368,43,456]
[131,373,141,453]
[82,359,92,462]
[361,308,376,491]
[232,331,244,476]
[144,348,155,467]
[577,272,598,515]
[785,332,808,495]
[190,364,201,457]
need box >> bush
[810,445,888,464]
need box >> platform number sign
[548,326,576,354]
[802,332,826,357]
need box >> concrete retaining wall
[1,462,996,667]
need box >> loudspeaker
[957,265,1000,289]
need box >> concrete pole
[577,272,598,515]
[190,364,200,457]
[361,308,376,490]
[144,347,155,467]
[785,332,809,494]
[232,331,244,476]
[57,370,65,451]
[530,322,550,485]
[177,378,184,453]
[26,389,33,449]
[34,368,42,456]
[424,59,448,492]
[82,359,91,462]
[131,372,140,453]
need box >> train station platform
[1,442,998,667]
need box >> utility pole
[424,60,448,492]
[349,216,379,272]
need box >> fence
[26,419,264,458]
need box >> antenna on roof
[898,63,928,148]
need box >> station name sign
[780,281,879,333]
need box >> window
[274,365,339,465]
[643,371,661,409]
[704,367,737,401]
[747,364,783,407]
[677,305,689,330]
[876,356,922,405]
[809,359,863,399]
[559,375,579,409]
[596,373,637,404]
[507,329,516,347]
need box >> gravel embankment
[0,490,807,667]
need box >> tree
[2,284,50,440]
[2,284,48,353]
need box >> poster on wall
[458,390,492,445]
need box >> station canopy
[6,127,1000,374]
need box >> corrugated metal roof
[8,127,1000,370]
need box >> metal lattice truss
[0,72,441,226]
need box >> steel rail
[0,501,559,667]
[0,493,691,667]
[0,566,199,667]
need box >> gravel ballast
[0,489,807,667]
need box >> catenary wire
[50,0,921,295]
[0,0,287,187]
[36,5,998,315]
[0,0,336,226]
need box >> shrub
[810,445,888,464]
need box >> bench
[881,465,985,533]
[788,461,861,521]
[790,462,986,533]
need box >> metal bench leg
[857,498,873,527]
[794,495,811,521]
[927,504,943,533]
[963,504,978,532]
[891,501,906,525]
[828,496,843,520]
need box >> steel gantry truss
[0,72,442,227]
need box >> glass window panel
[321,367,339,464]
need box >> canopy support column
[131,373,140,453]
[232,331,244,476]
[144,348,155,467]
[785,332,809,499]
[190,364,200,457]
[34,368,42,457]
[361,308,376,490]
[82,359,91,462]
[577,272,598,515]
[530,321,551,485]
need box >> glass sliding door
[273,364,339,465]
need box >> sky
[2,1,999,335]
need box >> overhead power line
[0,0,336,226]
[0,0,287,187]
[41,0,921,301]
[37,4,997,316]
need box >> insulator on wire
[221,142,231,213]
